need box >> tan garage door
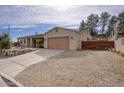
[48,37,69,49]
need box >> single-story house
[17,34,44,47]
[44,27,92,50]
[17,27,92,50]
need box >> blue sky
[0,5,124,41]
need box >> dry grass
[15,50,124,87]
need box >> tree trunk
[101,25,105,34]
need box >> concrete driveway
[0,49,65,78]
[0,76,8,87]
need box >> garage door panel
[48,37,69,49]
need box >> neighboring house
[44,27,92,50]
[115,37,124,53]
[17,27,92,50]
[110,25,124,41]
[17,34,44,47]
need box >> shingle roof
[17,27,80,39]
[18,34,43,39]
[44,26,79,35]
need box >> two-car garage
[48,37,69,49]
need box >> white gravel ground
[15,50,124,87]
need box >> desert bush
[108,47,124,58]
[111,48,116,52]
[121,53,124,57]
[36,38,43,48]
[0,33,11,49]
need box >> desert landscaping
[0,5,124,87]
[15,50,124,87]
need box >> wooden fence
[82,41,114,50]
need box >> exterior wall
[44,28,79,50]
[79,31,92,41]
[30,38,33,47]
[77,31,92,50]
[115,37,124,53]
[27,38,30,47]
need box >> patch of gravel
[15,50,124,87]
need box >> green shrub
[107,48,110,50]
[108,47,124,58]
[0,33,11,49]
[121,53,124,57]
[111,48,116,52]
[116,50,120,54]
[36,38,43,48]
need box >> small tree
[86,14,99,36]
[0,33,11,49]
[100,12,111,34]
[107,15,118,36]
[117,12,124,36]
[117,24,124,36]
[79,20,88,31]
[36,38,43,48]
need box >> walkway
[0,49,65,79]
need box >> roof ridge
[55,26,79,32]
[18,26,80,38]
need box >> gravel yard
[15,50,124,87]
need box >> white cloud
[12,29,24,32]
[0,5,124,26]
[2,24,37,29]
[64,26,79,29]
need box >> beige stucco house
[17,27,92,50]
[44,27,92,50]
